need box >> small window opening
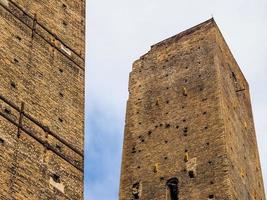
[58,118,63,123]
[59,92,64,97]
[62,3,67,9]
[166,178,179,200]
[0,138,4,144]
[59,68,64,73]
[132,182,141,199]
[165,124,170,128]
[52,174,61,183]
[148,130,152,135]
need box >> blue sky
[85,0,267,199]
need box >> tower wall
[214,27,266,200]
[119,19,265,200]
[0,0,85,199]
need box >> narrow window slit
[166,178,179,200]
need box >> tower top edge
[150,18,217,49]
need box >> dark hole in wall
[15,35,22,41]
[131,147,136,153]
[232,72,237,82]
[0,138,4,144]
[62,20,68,26]
[13,58,19,63]
[4,108,11,114]
[132,182,140,199]
[188,170,195,178]
[183,127,188,135]
[58,118,63,123]
[59,68,64,73]
[166,178,179,200]
[165,124,170,128]
[52,174,61,183]
[208,194,214,199]
[56,144,62,151]
[11,82,16,89]
[59,92,64,97]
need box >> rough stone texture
[119,19,266,200]
[0,0,84,199]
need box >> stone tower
[0,0,85,199]
[119,19,265,200]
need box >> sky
[85,0,267,199]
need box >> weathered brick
[0,0,84,199]
[119,19,265,200]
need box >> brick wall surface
[119,19,265,200]
[0,0,85,199]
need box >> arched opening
[166,178,179,200]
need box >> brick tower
[119,19,265,200]
[0,0,85,199]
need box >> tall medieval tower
[0,0,85,199]
[119,19,265,200]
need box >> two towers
[120,19,265,200]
